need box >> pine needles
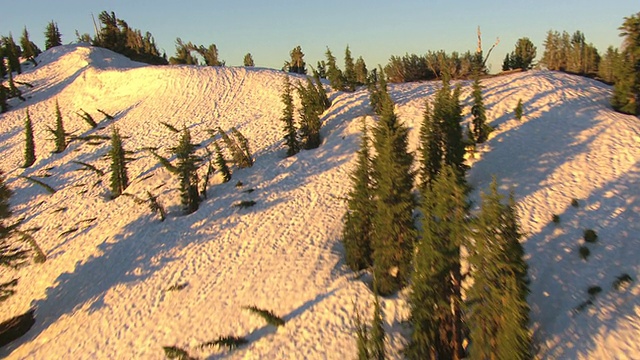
[242,305,285,327]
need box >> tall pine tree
[370,92,415,296]
[23,109,36,168]
[466,178,531,360]
[325,48,345,91]
[355,56,368,85]
[342,117,374,271]
[407,164,467,360]
[52,100,66,153]
[176,127,201,214]
[109,126,128,198]
[344,45,357,92]
[20,27,40,66]
[3,34,21,74]
[471,75,490,144]
[44,21,62,50]
[280,76,300,156]
[612,12,640,115]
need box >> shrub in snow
[612,273,633,291]
[234,200,256,209]
[162,345,194,360]
[552,214,560,224]
[77,109,97,128]
[242,305,285,327]
[108,126,129,199]
[579,245,590,260]
[571,198,579,208]
[22,109,36,168]
[514,99,523,120]
[583,229,598,243]
[199,336,248,350]
[587,285,602,296]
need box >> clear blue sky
[2,1,637,73]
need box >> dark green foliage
[467,179,531,360]
[200,148,215,199]
[368,67,392,116]
[23,109,36,168]
[316,60,327,79]
[159,121,180,133]
[552,214,560,224]
[15,230,46,264]
[0,81,7,113]
[577,246,591,263]
[571,198,580,207]
[175,127,201,214]
[234,200,256,208]
[199,336,248,350]
[542,30,600,75]
[471,75,490,144]
[242,305,285,327]
[369,292,386,359]
[243,53,254,67]
[52,100,67,153]
[313,70,331,110]
[44,21,62,50]
[384,50,479,83]
[162,345,195,360]
[325,48,345,91]
[370,97,415,296]
[20,27,41,66]
[353,301,370,360]
[611,12,640,115]
[218,127,253,168]
[587,285,602,296]
[505,38,537,70]
[342,118,374,271]
[169,38,198,65]
[612,273,633,290]
[280,76,300,157]
[355,56,368,85]
[146,191,166,222]
[212,140,231,183]
[583,229,598,243]
[0,47,7,79]
[149,150,179,174]
[6,69,24,101]
[297,77,327,149]
[287,45,306,74]
[407,164,467,360]
[3,34,21,74]
[502,53,512,72]
[109,126,129,198]
[515,99,523,120]
[93,11,168,65]
[343,46,357,91]
[77,109,98,128]
[19,176,56,194]
[418,79,466,190]
[0,279,18,303]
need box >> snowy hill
[0,45,638,359]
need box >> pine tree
[343,46,357,91]
[0,82,7,113]
[502,53,511,71]
[598,46,620,84]
[288,45,306,74]
[280,76,300,156]
[0,47,6,79]
[52,100,66,153]
[316,60,327,79]
[23,109,36,168]
[212,140,231,183]
[44,21,62,50]
[368,68,392,116]
[407,164,467,360]
[230,127,253,167]
[342,117,374,271]
[355,56,368,85]
[109,126,128,198]
[612,12,640,115]
[175,127,201,214]
[370,96,415,296]
[243,53,254,67]
[20,27,40,66]
[467,178,532,360]
[325,48,345,91]
[297,77,324,149]
[3,34,21,74]
[511,38,537,70]
[471,74,489,143]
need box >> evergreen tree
[612,12,640,115]
[175,127,201,214]
[418,100,440,192]
[355,56,368,85]
[20,27,40,66]
[23,109,36,168]
[343,45,357,91]
[243,53,254,67]
[325,48,345,91]
[342,117,374,271]
[370,96,415,296]
[597,46,620,84]
[369,291,386,360]
[108,126,128,198]
[280,76,300,156]
[52,100,66,153]
[297,77,324,149]
[288,45,306,74]
[44,21,62,50]
[169,38,198,65]
[515,99,524,120]
[230,127,253,167]
[471,74,489,143]
[502,53,511,71]
[312,70,331,110]
[212,140,231,183]
[511,38,537,70]
[316,60,327,79]
[407,164,467,360]
[467,179,532,360]
[368,67,392,116]
[3,34,22,74]
[0,49,6,78]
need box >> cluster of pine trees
[502,37,537,71]
[540,30,600,75]
[344,70,530,357]
[169,38,224,66]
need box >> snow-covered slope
[0,45,638,359]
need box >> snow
[0,44,638,359]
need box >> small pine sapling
[199,336,248,350]
[23,109,36,168]
[77,109,97,128]
[200,148,215,199]
[212,140,231,182]
[230,127,253,167]
[51,100,67,153]
[514,99,523,120]
[280,76,300,157]
[108,127,129,199]
[175,127,201,214]
[242,305,285,327]
[579,245,590,260]
[583,229,598,243]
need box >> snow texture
[0,45,638,359]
